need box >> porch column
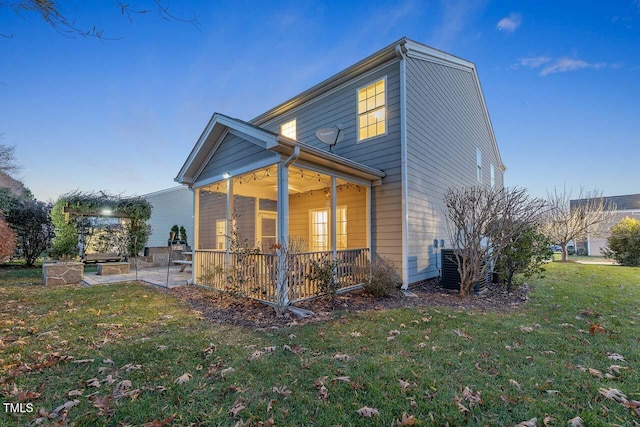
[225,178,234,270]
[330,176,337,260]
[276,161,290,306]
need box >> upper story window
[476,148,482,183]
[280,119,297,140]
[357,78,386,141]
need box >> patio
[82,265,192,288]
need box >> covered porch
[176,114,385,305]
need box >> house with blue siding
[175,37,505,304]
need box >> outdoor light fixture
[223,173,231,179]
[101,208,112,216]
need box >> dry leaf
[229,399,246,417]
[271,386,291,396]
[453,329,472,340]
[264,346,277,353]
[350,331,362,337]
[520,326,534,333]
[203,343,217,355]
[588,368,602,378]
[220,367,235,377]
[462,386,482,406]
[72,358,95,364]
[569,416,584,427]
[516,418,537,427]
[589,323,605,334]
[598,387,628,404]
[357,406,380,417]
[174,373,192,384]
[90,394,112,415]
[248,350,265,361]
[332,353,352,362]
[398,379,410,390]
[396,412,417,426]
[143,415,175,427]
[85,378,101,388]
[68,390,83,397]
[318,385,329,400]
[453,397,470,413]
[608,365,629,374]
[387,336,396,341]
[509,379,521,390]
[606,352,625,361]
[50,399,80,419]
[389,329,401,336]
[332,376,351,383]
[542,416,555,426]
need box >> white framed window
[280,119,297,140]
[490,164,495,188]
[476,148,482,183]
[215,220,226,250]
[357,78,386,141]
[309,207,347,251]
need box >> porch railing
[194,248,370,303]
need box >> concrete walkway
[82,265,193,289]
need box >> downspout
[396,42,410,289]
[285,146,300,166]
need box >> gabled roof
[250,37,505,172]
[174,114,386,187]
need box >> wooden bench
[84,253,123,263]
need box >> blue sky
[1,0,639,202]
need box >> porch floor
[82,265,192,289]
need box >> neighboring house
[571,193,640,256]
[142,186,194,248]
[175,37,505,304]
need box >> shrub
[363,257,399,297]
[307,257,338,298]
[0,215,16,260]
[602,217,640,266]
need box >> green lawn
[1,263,639,426]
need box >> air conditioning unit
[441,249,487,294]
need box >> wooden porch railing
[194,248,370,303]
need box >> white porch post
[193,188,200,283]
[225,178,234,270]
[330,176,337,259]
[276,161,289,306]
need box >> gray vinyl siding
[199,133,278,183]
[255,60,403,268]
[144,187,194,248]
[405,57,504,283]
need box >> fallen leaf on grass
[264,346,277,353]
[389,329,401,336]
[608,365,629,374]
[542,416,555,426]
[72,358,95,364]
[452,397,470,413]
[516,418,537,427]
[90,394,112,416]
[332,353,353,362]
[143,415,175,427]
[248,350,265,361]
[85,378,101,388]
[509,379,521,390]
[398,379,410,390]
[520,326,534,333]
[462,386,482,406]
[588,368,602,378]
[357,406,380,417]
[174,373,192,384]
[219,367,235,377]
[318,385,329,400]
[68,390,83,397]
[122,363,142,372]
[229,399,246,417]
[599,387,628,404]
[202,343,217,355]
[589,323,605,334]
[453,329,472,340]
[332,376,351,383]
[396,412,417,426]
[271,386,291,396]
[569,416,584,427]
[50,399,80,419]
[350,331,362,337]
[606,352,625,362]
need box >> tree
[0,143,20,175]
[602,217,640,266]
[2,0,199,39]
[493,223,552,291]
[540,187,616,261]
[444,186,547,296]
[6,199,54,266]
[50,197,79,259]
[0,215,17,260]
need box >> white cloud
[515,56,609,76]
[496,13,522,32]
[540,57,607,76]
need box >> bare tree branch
[540,186,617,261]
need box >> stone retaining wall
[42,262,84,285]
[97,262,130,275]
